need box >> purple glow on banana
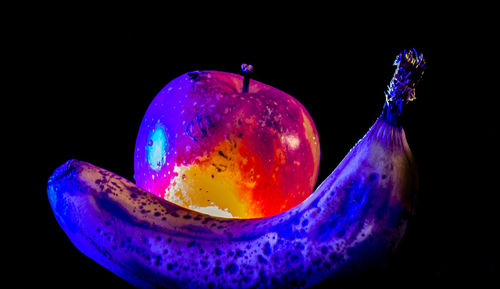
[47,49,424,289]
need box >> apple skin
[134,70,320,218]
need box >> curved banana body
[47,116,417,289]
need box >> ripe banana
[47,49,424,289]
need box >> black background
[7,6,498,289]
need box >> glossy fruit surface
[134,71,320,218]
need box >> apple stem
[241,63,253,93]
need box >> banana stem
[382,49,425,126]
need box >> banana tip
[48,159,77,184]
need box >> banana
[47,49,424,289]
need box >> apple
[134,68,320,218]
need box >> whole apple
[134,70,320,218]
